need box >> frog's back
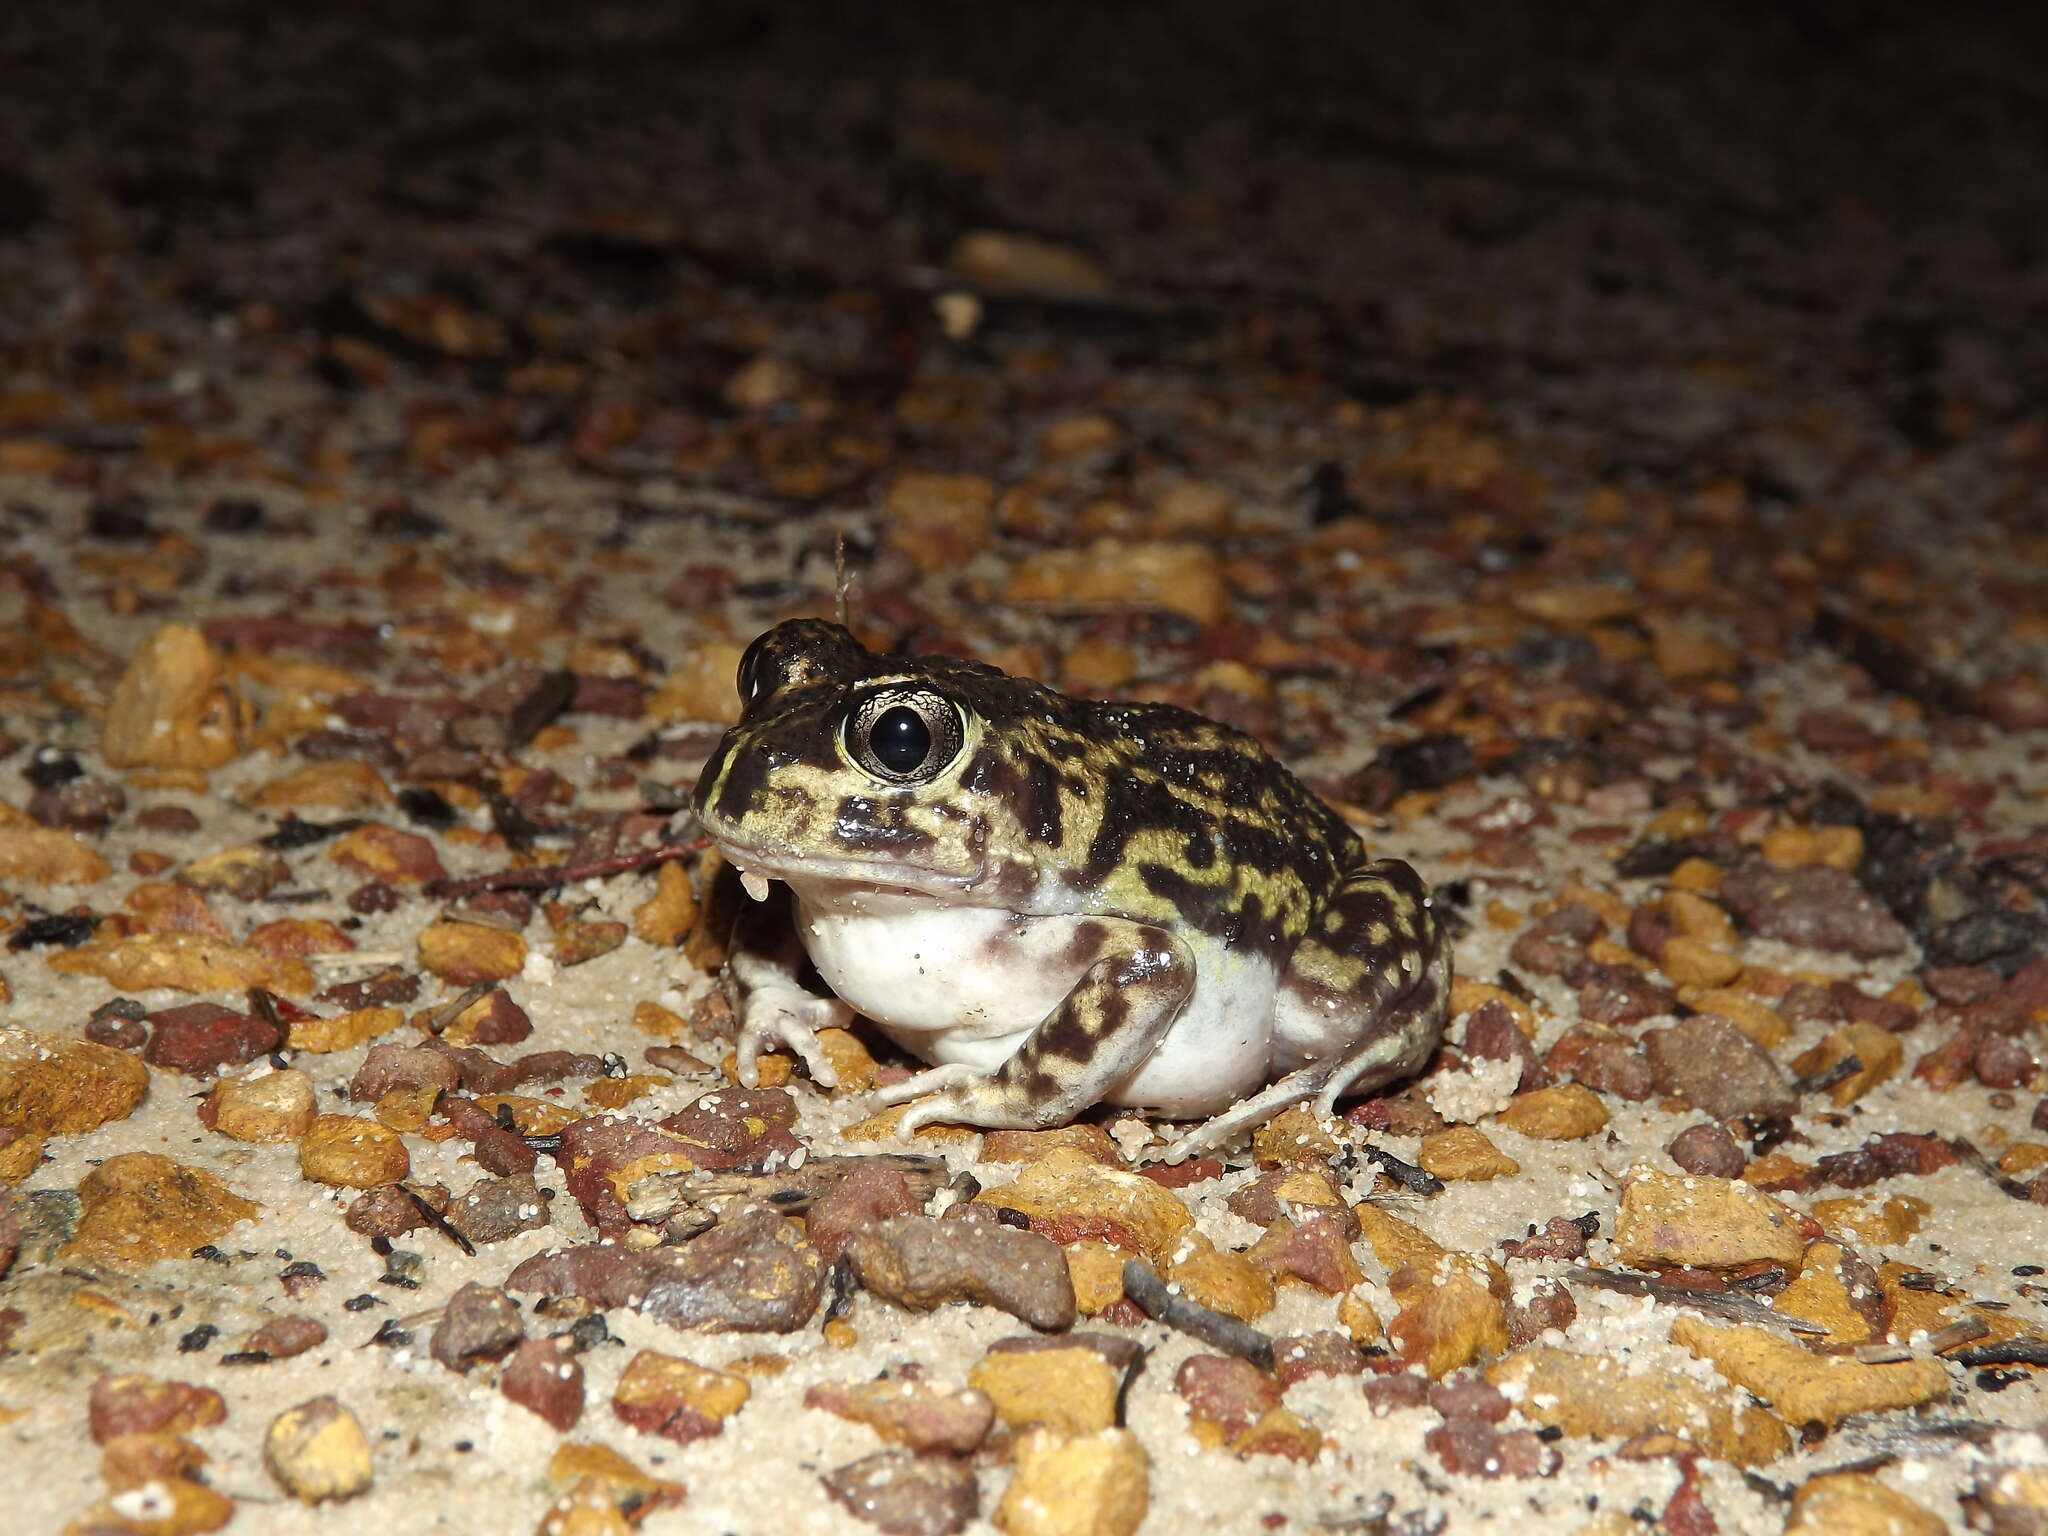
[952,680,1363,963]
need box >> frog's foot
[734,980,853,1089]
[1149,1066,1334,1163]
[865,1062,980,1110]
[866,1064,1051,1137]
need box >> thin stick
[1563,1265,1828,1335]
[1122,1259,1276,1369]
[834,531,851,627]
[424,839,708,899]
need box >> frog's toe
[737,988,852,1088]
[867,1062,979,1111]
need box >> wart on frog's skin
[692,618,1451,1161]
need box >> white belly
[794,899,1280,1117]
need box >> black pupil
[870,706,932,775]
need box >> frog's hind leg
[1154,858,1449,1163]
[873,921,1195,1136]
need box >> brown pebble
[344,1182,445,1239]
[204,1069,317,1143]
[1642,1014,1795,1120]
[806,1159,924,1262]
[142,1001,280,1078]
[1,1031,150,1145]
[502,1336,585,1431]
[1668,1122,1747,1178]
[1176,1355,1280,1438]
[508,1205,825,1333]
[1272,1331,1366,1387]
[846,1210,1077,1332]
[446,1173,553,1246]
[1499,1216,1592,1263]
[1718,861,1908,958]
[823,1449,979,1536]
[804,1378,996,1455]
[136,805,202,836]
[65,1152,260,1265]
[1545,1026,1654,1101]
[88,1372,227,1443]
[1428,1375,1510,1423]
[245,1315,329,1360]
[27,776,126,832]
[612,1349,750,1445]
[430,1282,525,1373]
[1505,1279,1579,1348]
[1363,1372,1431,1414]
[1425,1417,1560,1479]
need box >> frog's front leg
[872,921,1195,1135]
[725,882,853,1088]
[1155,857,1448,1162]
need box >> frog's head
[693,620,1038,903]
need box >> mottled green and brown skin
[693,618,1449,1158]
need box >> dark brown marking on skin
[1137,860,1231,933]
[1280,860,1449,1054]
[704,733,769,826]
[829,794,939,856]
[1022,754,1065,848]
[1036,1005,1103,1062]
[958,745,1016,804]
[1059,919,1110,970]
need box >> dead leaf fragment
[1670,1317,1950,1427]
[47,933,313,996]
[418,918,527,984]
[102,623,241,772]
[632,861,698,947]
[947,230,1110,298]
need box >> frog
[691,618,1450,1160]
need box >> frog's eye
[843,687,965,785]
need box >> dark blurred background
[2,0,2044,476]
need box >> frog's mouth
[708,831,991,907]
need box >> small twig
[504,669,577,751]
[1563,1266,1829,1335]
[824,1257,858,1324]
[401,1185,476,1257]
[424,839,708,899]
[1122,1259,1275,1369]
[1362,1145,1443,1196]
[1923,1317,1992,1354]
[310,949,407,968]
[834,531,851,627]
[1949,1339,2048,1368]
[246,988,285,1035]
[1948,1135,2039,1202]
[1790,1055,1861,1098]
[1113,1342,1149,1428]
[422,984,491,1037]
